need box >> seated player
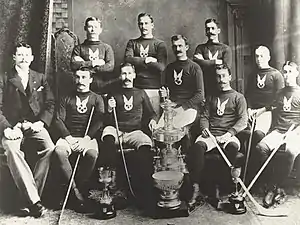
[158,35,205,130]
[53,67,105,212]
[254,61,300,208]
[71,16,114,94]
[189,64,247,206]
[0,43,55,217]
[101,62,158,208]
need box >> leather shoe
[263,187,276,208]
[29,202,47,218]
[273,187,287,205]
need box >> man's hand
[4,127,23,140]
[148,119,157,132]
[65,135,80,152]
[194,53,204,60]
[145,57,157,64]
[108,97,116,112]
[30,121,44,133]
[92,59,105,67]
[76,136,91,153]
[216,132,232,144]
[73,56,85,62]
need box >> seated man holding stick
[53,67,105,212]
[253,61,300,208]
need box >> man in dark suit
[0,43,55,217]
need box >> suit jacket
[0,68,55,135]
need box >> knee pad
[253,130,265,144]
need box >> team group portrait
[0,0,300,224]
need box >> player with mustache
[124,13,167,115]
[194,18,232,96]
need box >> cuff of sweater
[228,128,237,136]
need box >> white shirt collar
[15,65,29,89]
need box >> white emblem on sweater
[123,95,133,111]
[208,50,219,60]
[76,96,89,114]
[174,70,183,86]
[88,48,100,61]
[283,96,293,112]
[216,98,229,116]
[257,74,267,89]
[139,45,149,58]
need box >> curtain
[248,0,300,69]
[0,0,53,75]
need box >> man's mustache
[123,78,131,83]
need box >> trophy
[151,89,189,217]
[228,167,246,214]
[95,167,116,219]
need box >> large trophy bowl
[152,171,184,210]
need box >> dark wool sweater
[200,89,248,136]
[271,86,300,133]
[164,59,205,111]
[193,41,232,96]
[245,67,284,109]
[56,91,105,138]
[71,39,114,74]
[107,88,156,132]
[124,37,167,89]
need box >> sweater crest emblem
[256,74,267,89]
[283,96,293,112]
[216,97,229,116]
[76,96,89,114]
[173,69,183,86]
[123,95,133,111]
[88,48,100,61]
[208,50,219,60]
[139,45,149,58]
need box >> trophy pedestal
[152,201,189,218]
[95,202,117,220]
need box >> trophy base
[94,203,117,220]
[226,195,247,215]
[152,201,189,218]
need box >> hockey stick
[241,124,295,198]
[242,116,256,183]
[206,129,288,217]
[58,106,95,224]
[112,107,136,198]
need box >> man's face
[205,21,220,40]
[216,68,231,91]
[14,46,34,69]
[85,20,102,40]
[121,66,136,88]
[283,64,299,87]
[75,70,93,92]
[172,38,188,59]
[255,48,270,69]
[138,16,154,37]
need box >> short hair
[205,18,219,28]
[15,42,32,52]
[137,13,154,23]
[215,64,232,76]
[255,45,270,57]
[171,35,189,46]
[84,16,102,27]
[75,67,93,77]
[283,61,299,72]
[120,62,135,72]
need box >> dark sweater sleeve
[142,90,157,122]
[87,95,105,138]
[70,45,93,71]
[244,73,254,108]
[228,94,248,135]
[199,98,210,132]
[94,44,115,73]
[223,45,232,68]
[274,71,284,93]
[146,42,167,73]
[0,74,12,135]
[181,65,205,110]
[124,40,146,68]
[193,45,215,67]
[55,97,71,138]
